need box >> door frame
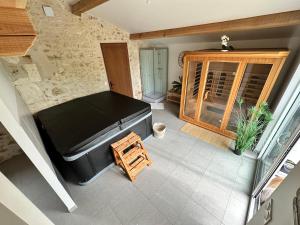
[252,65,300,194]
[248,95,300,221]
[100,42,133,97]
[247,63,300,221]
[139,47,169,99]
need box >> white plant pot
[153,123,166,139]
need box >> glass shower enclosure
[140,48,168,103]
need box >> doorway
[101,43,133,97]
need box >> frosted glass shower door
[140,49,154,96]
[153,48,168,98]
[140,48,168,102]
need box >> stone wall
[0,0,142,163]
[0,123,22,164]
[0,0,142,114]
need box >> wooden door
[224,58,283,134]
[196,60,241,130]
[101,43,133,97]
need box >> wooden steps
[111,132,152,182]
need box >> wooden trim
[130,10,300,40]
[256,58,287,106]
[184,50,289,58]
[195,59,209,120]
[0,0,27,9]
[179,56,190,119]
[220,60,247,130]
[180,115,237,139]
[0,7,36,36]
[71,0,109,16]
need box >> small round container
[153,123,166,139]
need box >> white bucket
[153,123,166,139]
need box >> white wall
[141,36,300,93]
[0,62,53,170]
[0,62,77,212]
[167,41,217,88]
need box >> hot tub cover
[36,91,151,157]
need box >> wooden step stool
[111,132,152,182]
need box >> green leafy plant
[171,76,182,93]
[234,98,272,155]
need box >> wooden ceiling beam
[130,10,300,40]
[0,0,27,9]
[71,0,109,16]
[0,7,36,36]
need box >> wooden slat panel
[0,35,36,56]
[71,0,109,15]
[123,147,143,163]
[0,7,36,35]
[130,10,300,40]
[0,0,27,9]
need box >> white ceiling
[82,0,300,33]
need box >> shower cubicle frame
[140,47,168,103]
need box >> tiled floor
[0,102,256,225]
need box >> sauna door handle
[203,91,210,101]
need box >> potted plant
[171,76,182,94]
[234,98,272,155]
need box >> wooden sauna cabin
[179,50,289,139]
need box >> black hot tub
[35,91,152,185]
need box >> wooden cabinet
[179,50,289,139]
[167,90,181,104]
[0,5,36,56]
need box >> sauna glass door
[226,63,273,132]
[198,61,239,128]
[183,60,203,119]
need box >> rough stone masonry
[0,0,142,163]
